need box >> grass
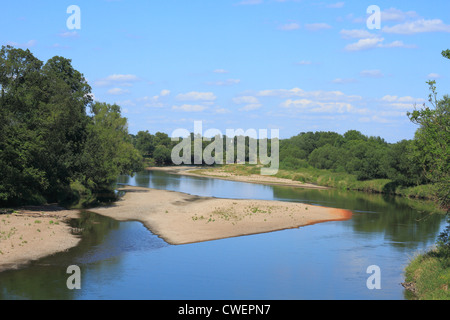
[200,164,440,204]
[404,250,450,300]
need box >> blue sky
[2,0,450,142]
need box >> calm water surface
[0,170,446,300]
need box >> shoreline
[0,206,81,273]
[0,169,352,272]
[147,166,329,190]
[90,185,352,245]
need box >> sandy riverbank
[148,166,328,190]
[91,185,352,245]
[0,207,81,272]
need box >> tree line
[1,46,448,213]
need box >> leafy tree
[408,80,450,211]
[153,145,171,165]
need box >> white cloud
[236,0,263,5]
[344,37,384,51]
[332,78,358,84]
[257,87,362,101]
[381,8,418,22]
[176,91,217,101]
[340,29,378,39]
[295,60,313,65]
[206,79,241,86]
[281,99,354,113]
[95,74,140,87]
[278,22,300,31]
[239,104,262,111]
[160,89,171,97]
[215,108,231,114]
[6,40,37,48]
[172,104,208,112]
[383,19,450,34]
[326,2,345,9]
[360,69,384,78]
[344,37,415,51]
[427,73,441,79]
[213,69,229,74]
[233,96,260,104]
[380,95,425,109]
[58,31,79,38]
[107,88,130,95]
[305,23,332,31]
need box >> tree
[153,145,171,165]
[408,80,450,211]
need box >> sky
[1,0,450,142]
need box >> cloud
[233,96,262,111]
[239,104,262,111]
[278,22,300,31]
[236,0,263,5]
[381,8,419,22]
[340,29,378,39]
[380,95,425,109]
[344,37,384,51]
[172,104,208,112]
[427,73,441,79]
[213,69,229,74]
[176,91,217,101]
[258,88,362,102]
[6,40,37,48]
[281,99,354,114]
[305,23,332,31]
[383,19,450,34]
[107,88,130,95]
[360,69,384,78]
[344,37,415,51]
[206,79,241,86]
[332,78,358,84]
[295,60,313,65]
[95,74,140,87]
[233,96,259,104]
[58,31,79,38]
[326,2,345,9]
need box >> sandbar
[90,186,352,245]
[0,207,81,272]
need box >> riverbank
[147,165,329,190]
[90,185,352,245]
[0,207,81,272]
[154,165,439,207]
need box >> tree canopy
[0,46,142,206]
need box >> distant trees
[0,46,142,206]
[278,130,426,186]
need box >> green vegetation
[0,46,142,207]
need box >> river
[0,170,446,300]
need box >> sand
[90,186,352,245]
[0,207,81,272]
[0,167,352,272]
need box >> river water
[0,170,446,300]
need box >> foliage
[0,46,142,206]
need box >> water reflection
[121,171,445,254]
[0,170,446,300]
[0,212,167,300]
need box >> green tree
[408,80,450,210]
